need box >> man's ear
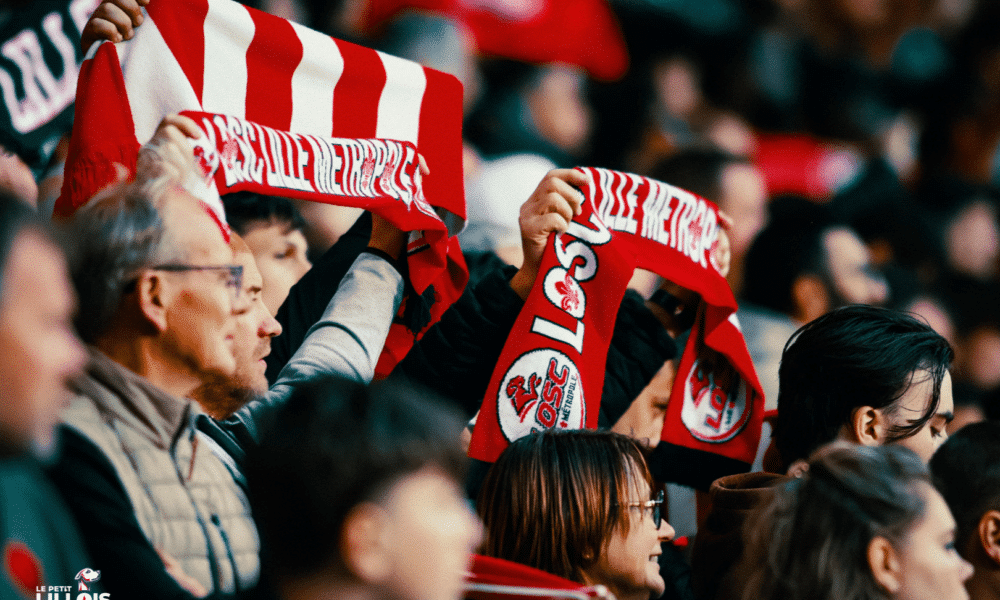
[136,271,170,332]
[978,510,1000,565]
[850,406,886,447]
[340,503,390,584]
[791,274,830,324]
[868,535,902,594]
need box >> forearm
[237,252,404,442]
[272,252,403,385]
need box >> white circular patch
[496,349,585,443]
[680,359,750,443]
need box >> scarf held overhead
[55,0,468,372]
[468,167,765,476]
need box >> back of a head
[245,375,468,583]
[930,421,1000,555]
[741,444,929,600]
[222,192,306,237]
[774,305,953,467]
[742,196,834,314]
[648,147,745,204]
[476,429,650,583]
[63,183,170,344]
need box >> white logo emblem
[680,359,750,443]
[496,349,585,442]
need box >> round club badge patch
[497,349,585,442]
[680,359,750,443]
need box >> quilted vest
[61,350,260,595]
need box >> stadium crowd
[2,0,1000,600]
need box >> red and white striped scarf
[56,0,468,372]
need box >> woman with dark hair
[739,443,972,600]
[477,429,675,600]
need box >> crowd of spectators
[3,0,1000,600]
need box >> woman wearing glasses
[476,430,674,600]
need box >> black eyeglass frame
[151,263,244,296]
[627,489,665,528]
[124,263,244,298]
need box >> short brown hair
[476,429,652,583]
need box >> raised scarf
[468,167,764,480]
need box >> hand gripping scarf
[468,167,765,483]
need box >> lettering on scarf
[187,112,435,218]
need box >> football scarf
[468,167,765,479]
[54,0,467,372]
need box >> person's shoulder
[710,472,789,502]
[61,390,109,445]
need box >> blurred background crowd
[228,0,1000,430]
[3,1,1000,599]
[7,0,1000,426]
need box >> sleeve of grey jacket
[236,252,404,441]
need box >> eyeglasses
[627,489,664,528]
[150,264,244,301]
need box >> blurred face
[381,467,483,600]
[824,227,888,307]
[893,484,972,600]
[945,200,998,280]
[718,163,767,258]
[0,232,86,454]
[889,371,954,463]
[159,194,243,380]
[526,65,592,155]
[584,474,675,600]
[230,251,282,395]
[242,221,311,314]
[0,147,37,206]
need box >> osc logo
[680,359,750,443]
[497,349,585,442]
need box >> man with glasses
[47,116,262,599]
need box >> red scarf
[55,0,467,373]
[468,167,764,475]
[183,110,451,292]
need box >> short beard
[192,375,256,420]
